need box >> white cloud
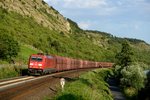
[78,21,91,29]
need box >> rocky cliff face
[0,0,70,33]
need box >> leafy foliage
[0,33,20,63]
[114,41,147,98]
[120,64,146,90]
[115,41,134,68]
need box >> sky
[44,0,150,44]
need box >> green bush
[120,64,146,91]
[113,65,122,78]
[123,87,137,98]
[0,33,20,63]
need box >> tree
[0,33,20,63]
[115,41,134,68]
[114,41,134,78]
[114,41,146,97]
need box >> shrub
[124,87,137,98]
[114,65,121,77]
[120,64,146,91]
[0,33,20,63]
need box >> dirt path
[107,78,126,100]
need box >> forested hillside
[0,0,150,66]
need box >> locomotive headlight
[38,64,42,66]
[30,63,33,65]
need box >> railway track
[0,76,35,91]
[0,69,94,100]
[0,71,68,91]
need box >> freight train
[28,53,113,75]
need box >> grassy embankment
[51,68,113,100]
[0,44,39,79]
[0,65,27,79]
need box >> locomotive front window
[31,57,36,61]
[31,56,42,62]
[37,57,42,62]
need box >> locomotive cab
[28,53,56,75]
[28,54,44,75]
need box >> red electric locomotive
[28,53,56,75]
[28,53,113,75]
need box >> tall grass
[16,44,40,63]
[52,68,113,100]
[0,65,27,79]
